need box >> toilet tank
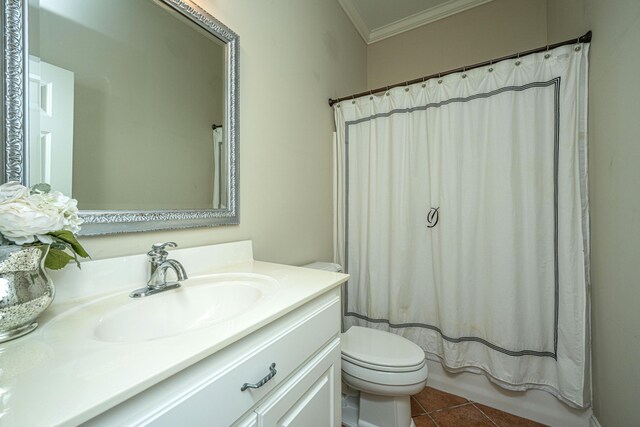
[302,262,343,273]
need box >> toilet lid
[341,326,425,369]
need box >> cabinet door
[255,338,341,427]
[233,412,258,427]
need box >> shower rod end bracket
[579,30,592,43]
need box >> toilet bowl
[341,326,428,427]
[302,262,428,427]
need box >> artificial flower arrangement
[0,182,89,269]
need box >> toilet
[303,262,428,427]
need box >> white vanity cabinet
[84,287,341,427]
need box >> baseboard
[426,360,593,427]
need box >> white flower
[35,188,83,235]
[0,181,29,203]
[0,182,83,245]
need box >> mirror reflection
[28,0,227,211]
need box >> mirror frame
[1,0,239,235]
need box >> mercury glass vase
[0,245,54,343]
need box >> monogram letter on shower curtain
[334,44,590,408]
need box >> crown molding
[339,0,495,45]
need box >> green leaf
[45,248,75,270]
[30,183,51,193]
[48,230,90,258]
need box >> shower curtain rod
[328,30,592,107]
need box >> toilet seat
[341,326,428,393]
[341,326,426,369]
[342,353,426,373]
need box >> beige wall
[548,1,640,425]
[76,0,366,263]
[546,0,589,44]
[366,0,547,89]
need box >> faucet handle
[148,242,177,261]
[151,242,177,252]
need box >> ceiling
[338,0,494,44]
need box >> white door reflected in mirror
[29,58,74,196]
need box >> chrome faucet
[130,242,188,298]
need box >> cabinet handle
[241,363,277,391]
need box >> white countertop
[0,241,348,427]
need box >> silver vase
[0,245,54,343]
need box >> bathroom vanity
[0,241,348,426]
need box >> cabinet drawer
[88,289,341,427]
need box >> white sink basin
[45,273,279,343]
[94,273,279,342]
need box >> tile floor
[410,387,547,427]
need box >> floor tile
[412,414,438,427]
[474,403,547,427]
[413,386,469,412]
[411,396,427,416]
[429,403,495,426]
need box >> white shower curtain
[334,43,590,407]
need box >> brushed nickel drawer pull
[241,363,277,391]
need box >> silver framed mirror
[1,0,239,235]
